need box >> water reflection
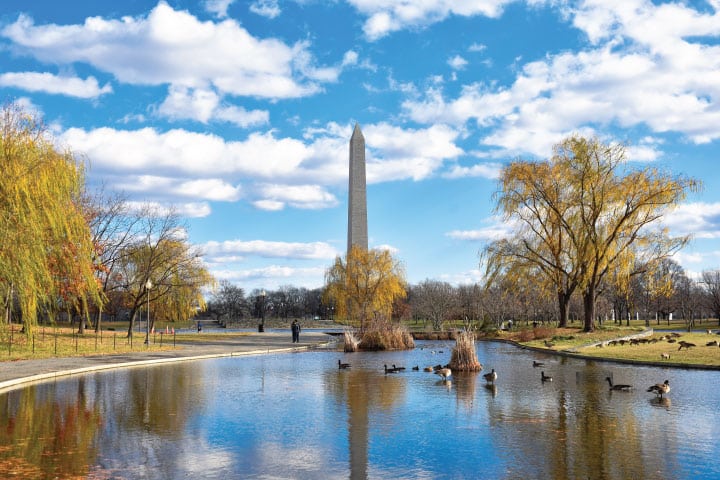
[0,342,718,479]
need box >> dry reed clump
[533,326,555,340]
[343,329,360,352]
[449,330,483,371]
[516,329,534,342]
[358,319,415,351]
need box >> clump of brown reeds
[358,319,415,351]
[449,330,482,371]
[343,328,360,352]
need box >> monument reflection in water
[1,341,718,479]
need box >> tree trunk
[94,308,102,334]
[557,291,571,328]
[126,309,137,338]
[582,286,596,332]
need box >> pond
[1,340,718,479]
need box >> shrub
[517,329,535,342]
[533,326,555,340]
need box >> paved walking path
[0,331,335,393]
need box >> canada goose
[605,376,632,391]
[392,364,406,371]
[706,340,718,347]
[647,379,670,399]
[541,371,553,382]
[435,367,452,381]
[384,364,399,374]
[532,361,545,367]
[678,341,696,350]
[544,340,555,348]
[412,365,420,371]
[338,359,351,369]
[483,368,497,384]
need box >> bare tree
[410,280,457,331]
[701,270,720,326]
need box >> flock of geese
[338,358,672,399]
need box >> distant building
[347,123,368,254]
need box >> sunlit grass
[0,325,174,361]
[576,332,720,366]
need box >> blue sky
[1,0,719,291]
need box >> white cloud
[661,202,720,239]
[348,0,513,40]
[0,72,112,98]
[1,3,344,100]
[448,55,468,70]
[250,0,281,19]
[401,1,720,155]
[253,184,338,210]
[125,200,212,218]
[62,121,464,209]
[157,86,269,127]
[203,239,339,260]
[364,122,464,182]
[203,0,235,18]
[212,265,328,289]
[443,161,502,179]
[446,225,510,241]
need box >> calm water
[1,340,719,479]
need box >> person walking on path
[291,320,301,343]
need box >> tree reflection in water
[0,342,718,479]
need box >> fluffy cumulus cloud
[0,2,348,108]
[401,0,720,156]
[347,0,513,40]
[61,121,463,210]
[204,0,235,18]
[59,123,463,210]
[0,72,112,98]
[661,202,720,239]
[203,239,339,260]
[250,0,282,19]
[156,85,269,127]
[363,122,463,182]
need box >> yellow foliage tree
[555,136,698,331]
[324,245,406,331]
[0,102,101,333]
[485,135,698,332]
[116,209,215,339]
[484,157,581,327]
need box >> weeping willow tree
[323,245,406,332]
[485,135,699,332]
[0,102,101,334]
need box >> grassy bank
[508,325,720,367]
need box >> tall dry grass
[343,328,360,352]
[449,330,483,371]
[358,319,415,351]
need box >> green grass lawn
[511,323,720,366]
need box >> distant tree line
[204,282,331,324]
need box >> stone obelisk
[347,123,368,254]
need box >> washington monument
[347,123,368,254]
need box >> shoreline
[2,328,718,395]
[0,331,336,394]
